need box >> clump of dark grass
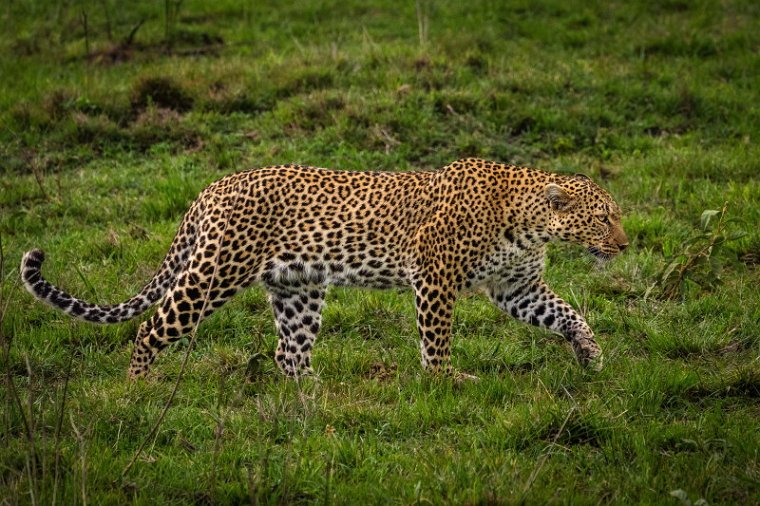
[129,105,203,152]
[130,75,194,113]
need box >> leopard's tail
[20,204,199,324]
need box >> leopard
[20,158,628,380]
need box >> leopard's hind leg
[127,266,243,379]
[266,285,326,377]
[128,203,252,379]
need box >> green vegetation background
[1,0,759,504]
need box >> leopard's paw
[452,369,481,383]
[585,353,604,372]
[572,336,603,372]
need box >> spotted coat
[21,158,628,379]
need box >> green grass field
[2,0,760,504]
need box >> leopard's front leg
[487,280,602,370]
[412,277,456,374]
[408,274,478,381]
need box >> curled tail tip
[21,249,45,284]
[23,248,45,262]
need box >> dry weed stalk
[122,184,242,477]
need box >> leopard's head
[544,174,628,261]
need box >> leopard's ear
[545,184,575,213]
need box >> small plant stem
[82,11,90,56]
[210,369,227,501]
[664,203,729,299]
[210,415,224,501]
[322,448,334,506]
[123,19,145,47]
[25,449,37,506]
[99,0,113,41]
[122,185,242,478]
[24,355,39,502]
[52,351,74,506]
[0,233,32,443]
[416,0,428,48]
[246,463,258,505]
[164,0,170,45]
[69,414,88,506]
[521,406,575,499]
[30,158,50,201]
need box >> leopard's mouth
[587,246,614,262]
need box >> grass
[1,0,760,503]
